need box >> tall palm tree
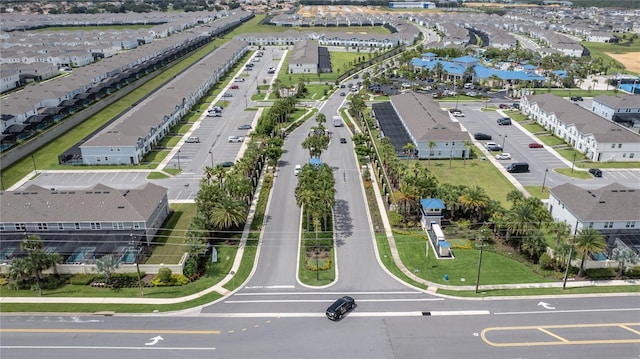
[549,221,571,247]
[402,142,417,160]
[212,164,227,188]
[506,189,524,206]
[458,186,489,223]
[17,234,62,296]
[426,140,436,165]
[574,227,607,277]
[209,195,248,231]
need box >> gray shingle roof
[525,93,640,143]
[390,92,469,142]
[550,182,640,222]
[593,94,640,109]
[0,182,167,223]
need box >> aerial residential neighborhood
[0,1,639,357]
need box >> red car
[499,104,509,109]
[230,84,239,89]
[529,143,544,148]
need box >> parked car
[485,141,499,148]
[237,124,252,130]
[340,138,347,144]
[499,104,510,109]
[340,92,346,96]
[294,164,302,176]
[230,84,239,89]
[245,63,255,68]
[589,168,603,177]
[220,161,234,168]
[228,136,243,143]
[497,117,512,125]
[222,92,233,98]
[206,112,221,117]
[487,144,503,152]
[495,153,512,160]
[507,162,529,173]
[474,133,492,140]
[186,136,200,143]
[570,96,584,101]
[528,142,544,148]
[234,78,245,82]
[325,296,355,321]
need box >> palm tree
[521,230,547,261]
[426,140,436,165]
[549,221,571,247]
[574,227,607,277]
[506,189,524,206]
[212,164,227,188]
[458,186,489,223]
[17,234,62,296]
[402,142,417,160]
[463,140,472,165]
[94,254,121,285]
[209,195,248,231]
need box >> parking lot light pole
[542,168,549,192]
[177,150,181,170]
[571,152,577,173]
[501,134,507,152]
[209,150,214,167]
[31,155,38,174]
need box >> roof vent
[598,201,606,203]
[117,205,125,209]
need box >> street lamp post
[244,94,248,108]
[571,152,576,173]
[562,245,574,290]
[209,150,214,168]
[129,228,144,297]
[501,134,508,152]
[475,229,486,293]
[177,150,181,170]
[542,168,549,192]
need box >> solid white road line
[494,307,640,315]
[0,346,216,351]
[225,298,444,304]
[234,291,426,296]
[199,310,490,318]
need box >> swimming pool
[66,247,95,264]
[618,84,639,94]
[120,248,137,264]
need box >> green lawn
[147,203,195,264]
[414,158,516,206]
[581,41,640,75]
[531,88,618,97]
[555,167,592,179]
[394,232,551,285]
[538,135,566,147]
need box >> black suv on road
[326,296,355,321]
[589,168,603,177]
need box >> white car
[294,164,302,176]
[485,141,498,149]
[228,136,244,143]
[495,153,512,160]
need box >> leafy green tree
[611,247,639,277]
[458,186,489,223]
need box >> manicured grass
[393,232,551,285]
[147,203,195,264]
[146,172,169,180]
[555,167,592,179]
[531,88,617,97]
[521,122,545,133]
[415,158,516,206]
[524,186,550,200]
[538,135,566,147]
[277,51,368,87]
[581,41,640,75]
[298,246,336,286]
[440,284,640,297]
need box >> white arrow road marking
[145,336,164,346]
[537,302,556,310]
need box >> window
[623,153,626,158]
[15,223,26,231]
[58,223,64,230]
[90,222,101,230]
[37,223,48,230]
[0,224,4,231]
[631,153,635,159]
[604,221,613,229]
[626,221,636,228]
[618,144,622,148]
[589,222,594,228]
[104,157,108,161]
[75,223,80,230]
[611,144,615,148]
[112,222,124,230]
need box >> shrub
[627,266,640,278]
[157,267,172,283]
[111,272,146,287]
[538,253,554,270]
[306,258,331,271]
[584,267,616,280]
[70,274,101,285]
[151,274,190,287]
[0,277,8,286]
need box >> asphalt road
[2,296,638,358]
